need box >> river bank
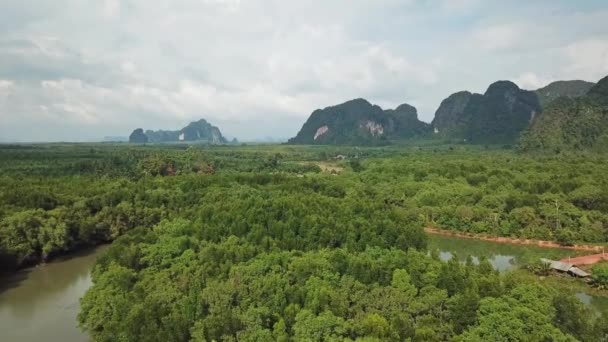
[425,227,607,252]
[0,245,108,342]
[427,233,608,315]
[1,233,607,342]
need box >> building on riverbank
[540,258,591,278]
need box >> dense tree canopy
[3,144,608,271]
[79,220,603,341]
[1,144,607,341]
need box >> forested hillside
[535,80,595,108]
[431,81,541,144]
[286,77,606,149]
[519,75,608,152]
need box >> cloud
[472,23,527,51]
[103,0,121,18]
[0,80,14,112]
[0,80,14,89]
[0,1,608,141]
[513,72,554,90]
[0,36,128,86]
[562,38,608,80]
[440,0,480,12]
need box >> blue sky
[1,0,607,141]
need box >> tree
[293,310,346,341]
[553,295,593,341]
[591,264,608,289]
[458,286,575,342]
[349,159,364,172]
[447,290,480,333]
[556,228,576,246]
[391,269,418,298]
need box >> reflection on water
[428,234,608,316]
[0,246,107,342]
[437,251,518,272]
[576,292,608,316]
[429,234,586,271]
[0,236,606,342]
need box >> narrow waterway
[427,233,588,271]
[0,246,108,342]
[0,236,607,341]
[428,234,608,315]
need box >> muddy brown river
[1,236,607,341]
[0,246,107,342]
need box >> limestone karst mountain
[128,128,148,143]
[519,75,608,152]
[129,119,227,144]
[431,81,541,144]
[535,80,595,108]
[288,98,430,145]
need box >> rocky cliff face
[129,119,227,144]
[288,98,430,145]
[144,130,180,143]
[179,119,226,143]
[519,75,608,152]
[469,81,541,144]
[128,128,148,143]
[431,91,474,138]
[588,75,608,99]
[535,80,595,108]
[432,81,541,144]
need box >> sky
[1,0,608,142]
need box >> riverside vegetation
[1,143,608,341]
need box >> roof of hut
[540,258,573,272]
[569,267,590,278]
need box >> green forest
[1,143,608,341]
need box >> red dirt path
[560,253,608,266]
[425,227,605,252]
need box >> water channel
[0,246,107,342]
[1,236,607,341]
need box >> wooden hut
[539,258,590,278]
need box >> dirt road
[424,227,606,252]
[560,253,608,266]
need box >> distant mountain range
[288,98,430,145]
[431,81,541,144]
[125,76,607,151]
[103,136,128,142]
[534,80,595,108]
[287,77,602,148]
[129,119,227,144]
[519,76,608,152]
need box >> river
[428,233,589,272]
[0,246,107,342]
[428,234,608,315]
[0,237,607,341]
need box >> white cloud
[563,38,608,80]
[472,23,526,51]
[0,80,14,113]
[513,72,554,90]
[201,0,241,11]
[0,80,14,90]
[440,0,480,12]
[103,0,121,18]
[0,1,608,141]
